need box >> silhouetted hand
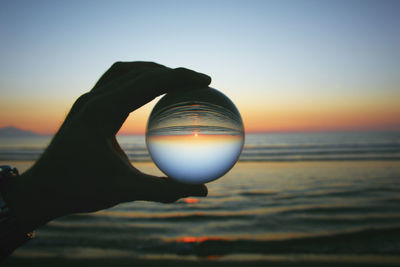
[4,62,210,233]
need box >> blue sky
[1,0,399,133]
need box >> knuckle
[174,67,188,73]
[69,92,92,114]
[112,61,124,67]
[109,61,125,71]
[142,61,163,68]
[75,92,91,105]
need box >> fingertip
[173,67,211,86]
[164,178,208,198]
[183,183,208,197]
[198,184,208,197]
[202,73,212,86]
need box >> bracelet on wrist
[0,165,34,261]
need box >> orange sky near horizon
[1,93,399,135]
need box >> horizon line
[1,125,399,137]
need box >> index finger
[86,67,211,136]
[92,61,167,94]
[120,67,212,111]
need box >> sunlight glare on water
[146,87,244,184]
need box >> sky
[1,0,399,134]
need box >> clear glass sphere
[146,87,244,184]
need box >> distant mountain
[0,126,40,137]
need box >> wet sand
[2,256,394,267]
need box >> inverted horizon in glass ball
[146,87,244,184]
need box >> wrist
[0,166,35,260]
[2,168,55,233]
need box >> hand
[4,62,211,232]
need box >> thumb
[116,173,208,204]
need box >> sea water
[2,131,400,264]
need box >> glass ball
[146,87,244,184]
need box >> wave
[57,212,255,223]
[1,132,399,162]
[2,146,399,162]
[28,225,400,256]
[183,226,400,256]
[240,190,279,196]
[272,186,400,201]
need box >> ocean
[1,132,400,265]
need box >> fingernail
[196,185,208,197]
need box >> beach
[1,132,400,266]
[5,255,400,267]
[2,160,400,266]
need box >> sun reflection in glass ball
[146,87,244,184]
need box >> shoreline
[4,255,400,267]
[2,160,400,266]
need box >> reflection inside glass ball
[146,87,244,184]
